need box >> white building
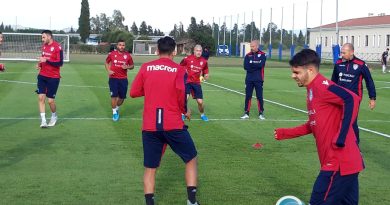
[309,15,390,61]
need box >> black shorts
[142,127,198,168]
[310,171,359,205]
[109,78,128,99]
[186,83,203,99]
[37,75,60,98]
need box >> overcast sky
[1,0,388,33]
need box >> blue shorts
[109,78,128,99]
[142,127,198,168]
[37,75,60,98]
[310,171,359,205]
[186,83,203,99]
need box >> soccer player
[105,39,134,121]
[331,43,376,143]
[201,46,210,60]
[240,40,267,120]
[381,48,389,73]
[180,44,209,121]
[130,36,200,205]
[275,49,364,205]
[0,32,5,72]
[36,30,63,128]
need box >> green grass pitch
[0,54,389,204]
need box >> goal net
[132,40,158,55]
[0,33,70,62]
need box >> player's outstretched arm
[274,121,312,140]
[130,67,145,98]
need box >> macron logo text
[147,65,177,72]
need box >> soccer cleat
[200,115,209,122]
[40,121,48,128]
[48,116,57,127]
[187,200,200,205]
[259,114,265,120]
[240,114,249,119]
[112,113,119,121]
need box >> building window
[358,36,361,47]
[387,35,390,47]
[340,36,344,45]
[346,36,349,43]
[351,36,355,45]
[365,35,369,46]
[325,37,328,47]
[378,35,381,47]
[373,35,376,47]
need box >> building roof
[313,15,390,29]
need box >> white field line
[0,79,108,89]
[203,81,390,139]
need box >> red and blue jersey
[106,50,134,79]
[130,58,187,131]
[180,55,209,84]
[331,56,376,100]
[244,49,266,82]
[275,74,364,176]
[39,41,63,78]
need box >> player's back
[138,57,186,131]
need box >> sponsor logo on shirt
[308,109,316,115]
[147,65,177,72]
[322,80,329,86]
[310,120,316,126]
[309,89,313,101]
[51,47,54,51]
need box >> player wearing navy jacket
[240,40,267,120]
[180,45,210,121]
[36,30,63,128]
[331,43,376,143]
[105,39,134,121]
[275,49,363,205]
[381,48,389,73]
[130,37,200,205]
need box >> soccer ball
[276,196,305,205]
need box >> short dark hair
[289,49,320,69]
[117,39,125,43]
[157,36,176,55]
[41,30,53,37]
[0,31,2,34]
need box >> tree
[78,0,90,43]
[0,22,4,32]
[111,10,125,31]
[70,26,76,33]
[131,22,138,35]
[90,15,102,34]
[169,24,178,39]
[147,25,153,35]
[186,17,214,54]
[139,21,148,35]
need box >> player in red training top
[180,44,210,121]
[275,49,364,205]
[130,37,200,205]
[0,32,5,72]
[105,39,134,121]
[36,30,63,128]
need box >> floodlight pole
[281,7,283,45]
[251,11,254,41]
[230,15,232,57]
[223,16,226,55]
[236,13,239,56]
[320,0,323,45]
[270,8,272,45]
[336,0,339,45]
[305,1,308,46]
[259,9,262,45]
[243,12,246,43]
[292,4,295,45]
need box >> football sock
[187,186,197,204]
[200,113,205,117]
[40,113,46,121]
[245,111,249,115]
[115,106,119,111]
[383,65,386,73]
[112,108,117,114]
[145,193,154,205]
[51,112,57,118]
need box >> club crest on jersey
[200,61,203,66]
[353,64,358,70]
[191,65,194,68]
[339,72,343,77]
[249,60,253,63]
[309,89,313,101]
[258,54,261,57]
[114,60,117,63]
[124,55,127,59]
[191,61,193,63]
[50,47,54,51]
